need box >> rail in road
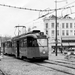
[1,55,75,75]
[46,60,75,69]
[0,69,5,75]
[33,60,75,75]
[49,59,75,65]
[0,58,5,75]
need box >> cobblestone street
[0,54,75,75]
[0,55,54,75]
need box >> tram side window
[23,39,27,47]
[27,39,32,47]
[27,38,38,47]
[5,43,7,47]
[5,42,11,48]
[20,39,23,47]
[6,43,9,48]
[12,41,17,47]
[12,42,14,47]
[8,42,12,47]
[7,43,9,48]
[32,39,38,47]
[19,38,27,47]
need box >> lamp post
[55,0,58,56]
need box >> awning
[62,43,75,46]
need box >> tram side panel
[19,37,41,59]
[5,48,12,55]
[19,47,27,58]
[27,47,40,59]
[19,38,27,58]
[12,40,19,57]
[26,37,40,59]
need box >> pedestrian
[59,47,63,53]
[65,51,71,60]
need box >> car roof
[67,49,74,51]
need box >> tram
[1,39,12,55]
[2,30,49,60]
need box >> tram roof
[20,34,38,39]
[12,30,47,41]
[12,32,39,41]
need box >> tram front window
[37,39,47,47]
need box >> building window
[57,30,59,35]
[62,30,65,36]
[74,23,75,28]
[74,30,75,35]
[62,23,64,28]
[66,30,69,35]
[46,23,48,28]
[51,30,54,36]
[46,30,48,35]
[66,23,68,28]
[70,23,72,28]
[51,23,54,28]
[57,23,59,27]
[70,30,73,33]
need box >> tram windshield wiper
[38,42,44,48]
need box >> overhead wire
[0,3,74,12]
[62,0,75,8]
[20,0,75,29]
[0,4,53,12]
[61,0,75,16]
[23,0,75,25]
[0,0,75,25]
[23,5,74,26]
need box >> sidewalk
[49,53,65,60]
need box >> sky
[0,0,75,37]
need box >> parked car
[64,49,75,55]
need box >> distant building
[43,15,75,53]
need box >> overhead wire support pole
[55,0,58,56]
[55,0,68,56]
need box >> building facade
[43,15,75,53]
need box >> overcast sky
[0,0,75,37]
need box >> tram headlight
[43,51,46,54]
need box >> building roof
[43,15,75,21]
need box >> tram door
[2,43,5,55]
[16,41,19,58]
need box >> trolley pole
[15,25,26,36]
[55,0,58,56]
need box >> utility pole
[15,25,26,36]
[55,0,58,56]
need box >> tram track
[50,59,75,65]
[45,60,75,69]
[0,69,5,75]
[3,55,75,75]
[33,60,75,75]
